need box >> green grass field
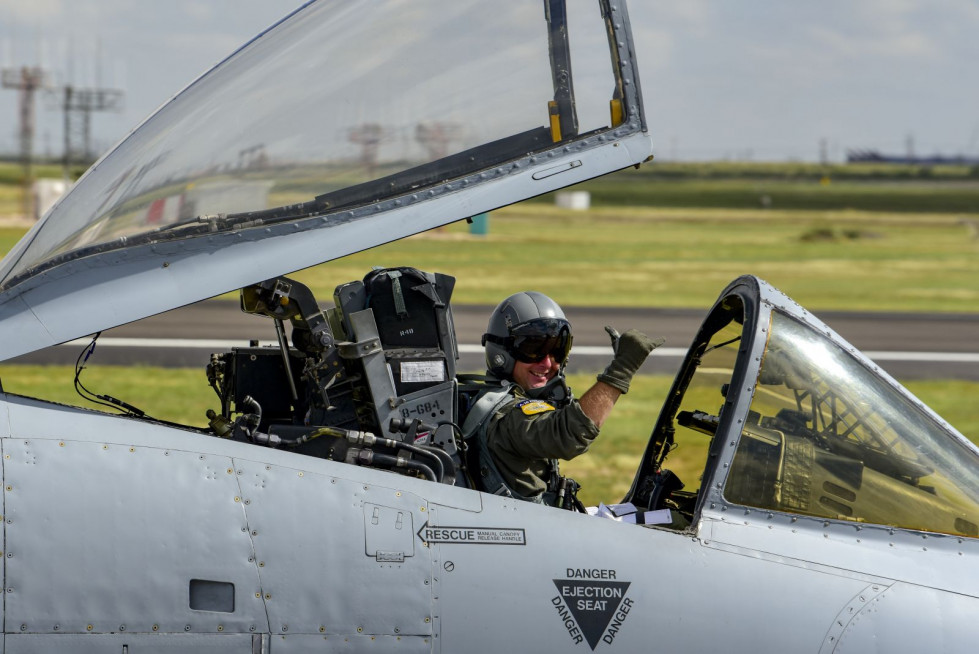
[2,160,978,314]
[284,203,979,312]
[3,202,977,312]
[0,227,27,254]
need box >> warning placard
[417,524,526,545]
[551,570,633,650]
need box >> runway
[10,300,979,382]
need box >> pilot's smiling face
[512,355,560,391]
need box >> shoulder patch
[516,399,556,415]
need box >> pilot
[462,291,661,507]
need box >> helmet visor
[484,318,573,365]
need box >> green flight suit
[485,390,600,499]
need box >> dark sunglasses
[483,318,573,365]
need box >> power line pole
[2,65,50,219]
[49,84,124,177]
[348,123,386,178]
[415,122,461,161]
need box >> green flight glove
[597,327,664,394]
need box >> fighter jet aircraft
[0,1,975,652]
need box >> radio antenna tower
[44,38,125,179]
[51,84,124,176]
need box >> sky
[1,0,977,163]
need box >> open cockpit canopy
[0,0,650,361]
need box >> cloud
[842,0,979,59]
[0,0,64,21]
[180,1,216,23]
[647,2,714,31]
[628,3,716,73]
[807,25,935,61]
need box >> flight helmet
[482,291,573,381]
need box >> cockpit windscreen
[725,311,979,538]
